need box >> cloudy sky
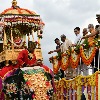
[0,0,100,69]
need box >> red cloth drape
[17,49,29,66]
[17,49,37,67]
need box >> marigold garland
[70,53,80,68]
[54,72,100,100]
[80,46,97,65]
[52,56,60,74]
[61,54,69,71]
[88,37,95,47]
[1,8,13,14]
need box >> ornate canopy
[0,0,44,33]
[1,0,36,15]
[0,0,43,64]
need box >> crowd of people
[48,14,100,79]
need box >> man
[72,27,82,76]
[80,28,88,44]
[83,28,88,36]
[80,28,90,76]
[48,38,64,78]
[54,38,61,47]
[87,24,95,35]
[73,27,82,45]
[60,34,72,53]
[48,38,61,54]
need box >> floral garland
[80,46,97,65]
[94,38,100,48]
[88,37,95,47]
[54,72,98,100]
[61,54,69,71]
[49,38,99,71]
[74,44,80,54]
[70,53,80,68]
[82,39,90,50]
[49,56,60,74]
[53,56,60,74]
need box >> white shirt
[74,34,82,44]
[60,39,72,53]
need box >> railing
[49,39,100,76]
[53,71,100,100]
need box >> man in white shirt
[74,27,82,45]
[73,27,82,76]
[60,34,72,53]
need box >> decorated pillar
[11,27,14,50]
[28,33,30,42]
[37,30,41,48]
[23,34,26,43]
[32,29,34,42]
[3,29,7,50]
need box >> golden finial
[12,0,17,7]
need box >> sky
[0,0,100,69]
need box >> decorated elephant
[0,65,54,100]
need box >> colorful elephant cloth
[1,65,54,100]
[21,66,54,100]
[0,79,5,100]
